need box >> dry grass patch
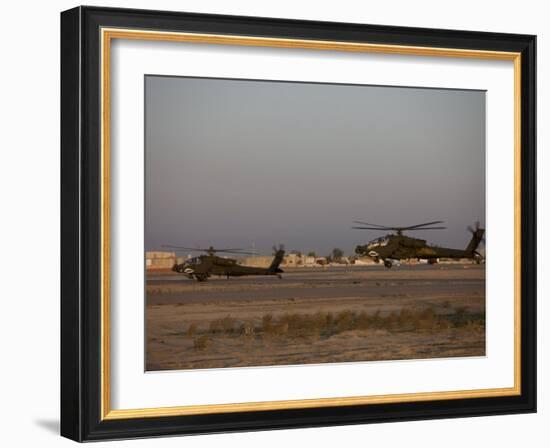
[182,305,485,353]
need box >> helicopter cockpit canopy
[187,256,202,265]
[367,237,389,249]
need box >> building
[239,256,273,268]
[283,253,302,267]
[240,254,329,268]
[145,251,176,270]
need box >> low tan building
[145,251,176,270]
[239,256,273,268]
[240,254,306,268]
[283,253,302,267]
[241,254,330,268]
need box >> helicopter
[162,245,285,282]
[353,220,485,268]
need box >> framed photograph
[61,6,536,441]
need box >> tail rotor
[269,244,285,276]
[465,221,485,261]
[272,244,285,255]
[467,221,486,245]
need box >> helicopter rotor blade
[399,221,445,230]
[215,249,257,256]
[352,226,446,231]
[352,220,445,232]
[405,226,447,230]
[215,248,251,252]
[161,245,256,255]
[352,226,393,230]
[352,221,394,229]
[161,245,206,251]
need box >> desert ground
[146,264,485,371]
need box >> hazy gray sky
[145,76,485,256]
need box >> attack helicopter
[162,245,285,282]
[353,220,485,268]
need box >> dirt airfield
[146,264,485,371]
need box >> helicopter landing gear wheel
[384,260,393,269]
[195,274,208,282]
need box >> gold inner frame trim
[100,27,522,420]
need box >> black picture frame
[61,5,536,442]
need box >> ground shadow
[34,419,59,435]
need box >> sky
[145,75,485,257]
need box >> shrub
[239,322,256,337]
[335,310,354,332]
[417,307,439,330]
[356,311,370,330]
[397,308,418,330]
[368,310,382,328]
[186,322,198,337]
[209,315,237,334]
[262,313,273,332]
[193,335,210,351]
